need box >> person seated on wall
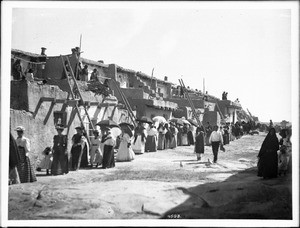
[25,69,34,83]
[90,68,99,82]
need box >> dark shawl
[10,133,21,168]
[258,128,279,158]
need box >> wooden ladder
[61,55,94,146]
[178,78,205,131]
[111,79,137,128]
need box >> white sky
[5,1,299,123]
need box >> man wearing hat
[51,125,68,175]
[15,126,37,183]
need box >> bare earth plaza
[1,1,299,227]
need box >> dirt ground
[8,133,293,223]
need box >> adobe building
[10,48,131,164]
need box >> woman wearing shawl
[71,126,88,171]
[177,124,183,146]
[157,123,166,150]
[169,123,178,149]
[51,126,68,175]
[164,123,172,149]
[132,122,146,154]
[15,126,37,183]
[195,126,205,161]
[145,124,158,152]
[116,127,135,161]
[257,127,279,179]
[101,127,116,169]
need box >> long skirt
[157,133,165,150]
[223,134,230,145]
[39,154,52,169]
[51,150,68,175]
[132,135,145,154]
[187,131,194,145]
[71,145,82,171]
[177,133,182,146]
[90,148,103,166]
[257,149,278,178]
[9,166,20,185]
[17,147,36,183]
[182,134,189,146]
[116,141,135,161]
[102,145,115,168]
[169,136,177,149]
[145,135,157,152]
[80,146,89,168]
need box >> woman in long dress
[177,124,183,146]
[90,129,103,168]
[157,123,166,150]
[70,126,85,171]
[187,125,195,146]
[101,127,116,169]
[181,123,189,146]
[164,123,171,149]
[132,122,146,154]
[195,127,205,161]
[51,126,68,175]
[257,127,279,179]
[15,126,37,183]
[145,124,158,152]
[169,123,178,149]
[116,128,135,161]
[80,133,89,168]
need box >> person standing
[80,132,89,168]
[9,133,21,184]
[90,129,103,168]
[25,69,34,82]
[70,126,85,171]
[38,147,52,175]
[116,127,135,161]
[257,127,279,179]
[187,125,195,146]
[181,123,189,146]
[157,123,166,150]
[15,126,37,183]
[51,126,68,175]
[177,124,183,146]
[132,122,146,154]
[12,59,24,80]
[145,124,158,152]
[81,65,89,82]
[195,126,205,161]
[169,123,178,149]
[101,127,116,169]
[209,125,224,163]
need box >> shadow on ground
[161,167,292,219]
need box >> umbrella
[136,116,153,124]
[152,116,167,124]
[187,118,198,127]
[169,118,183,126]
[96,119,120,128]
[177,119,190,125]
[119,122,135,130]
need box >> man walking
[209,125,224,163]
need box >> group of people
[11,59,35,82]
[257,127,292,179]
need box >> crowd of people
[9,118,292,185]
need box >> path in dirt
[8,133,292,222]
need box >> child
[39,147,52,175]
[278,136,291,176]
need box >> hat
[56,125,65,130]
[75,126,83,130]
[15,126,25,132]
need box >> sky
[5,1,298,123]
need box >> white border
[1,1,299,227]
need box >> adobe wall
[202,111,221,126]
[165,97,205,109]
[10,80,125,166]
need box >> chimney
[41,47,47,55]
[164,76,168,81]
